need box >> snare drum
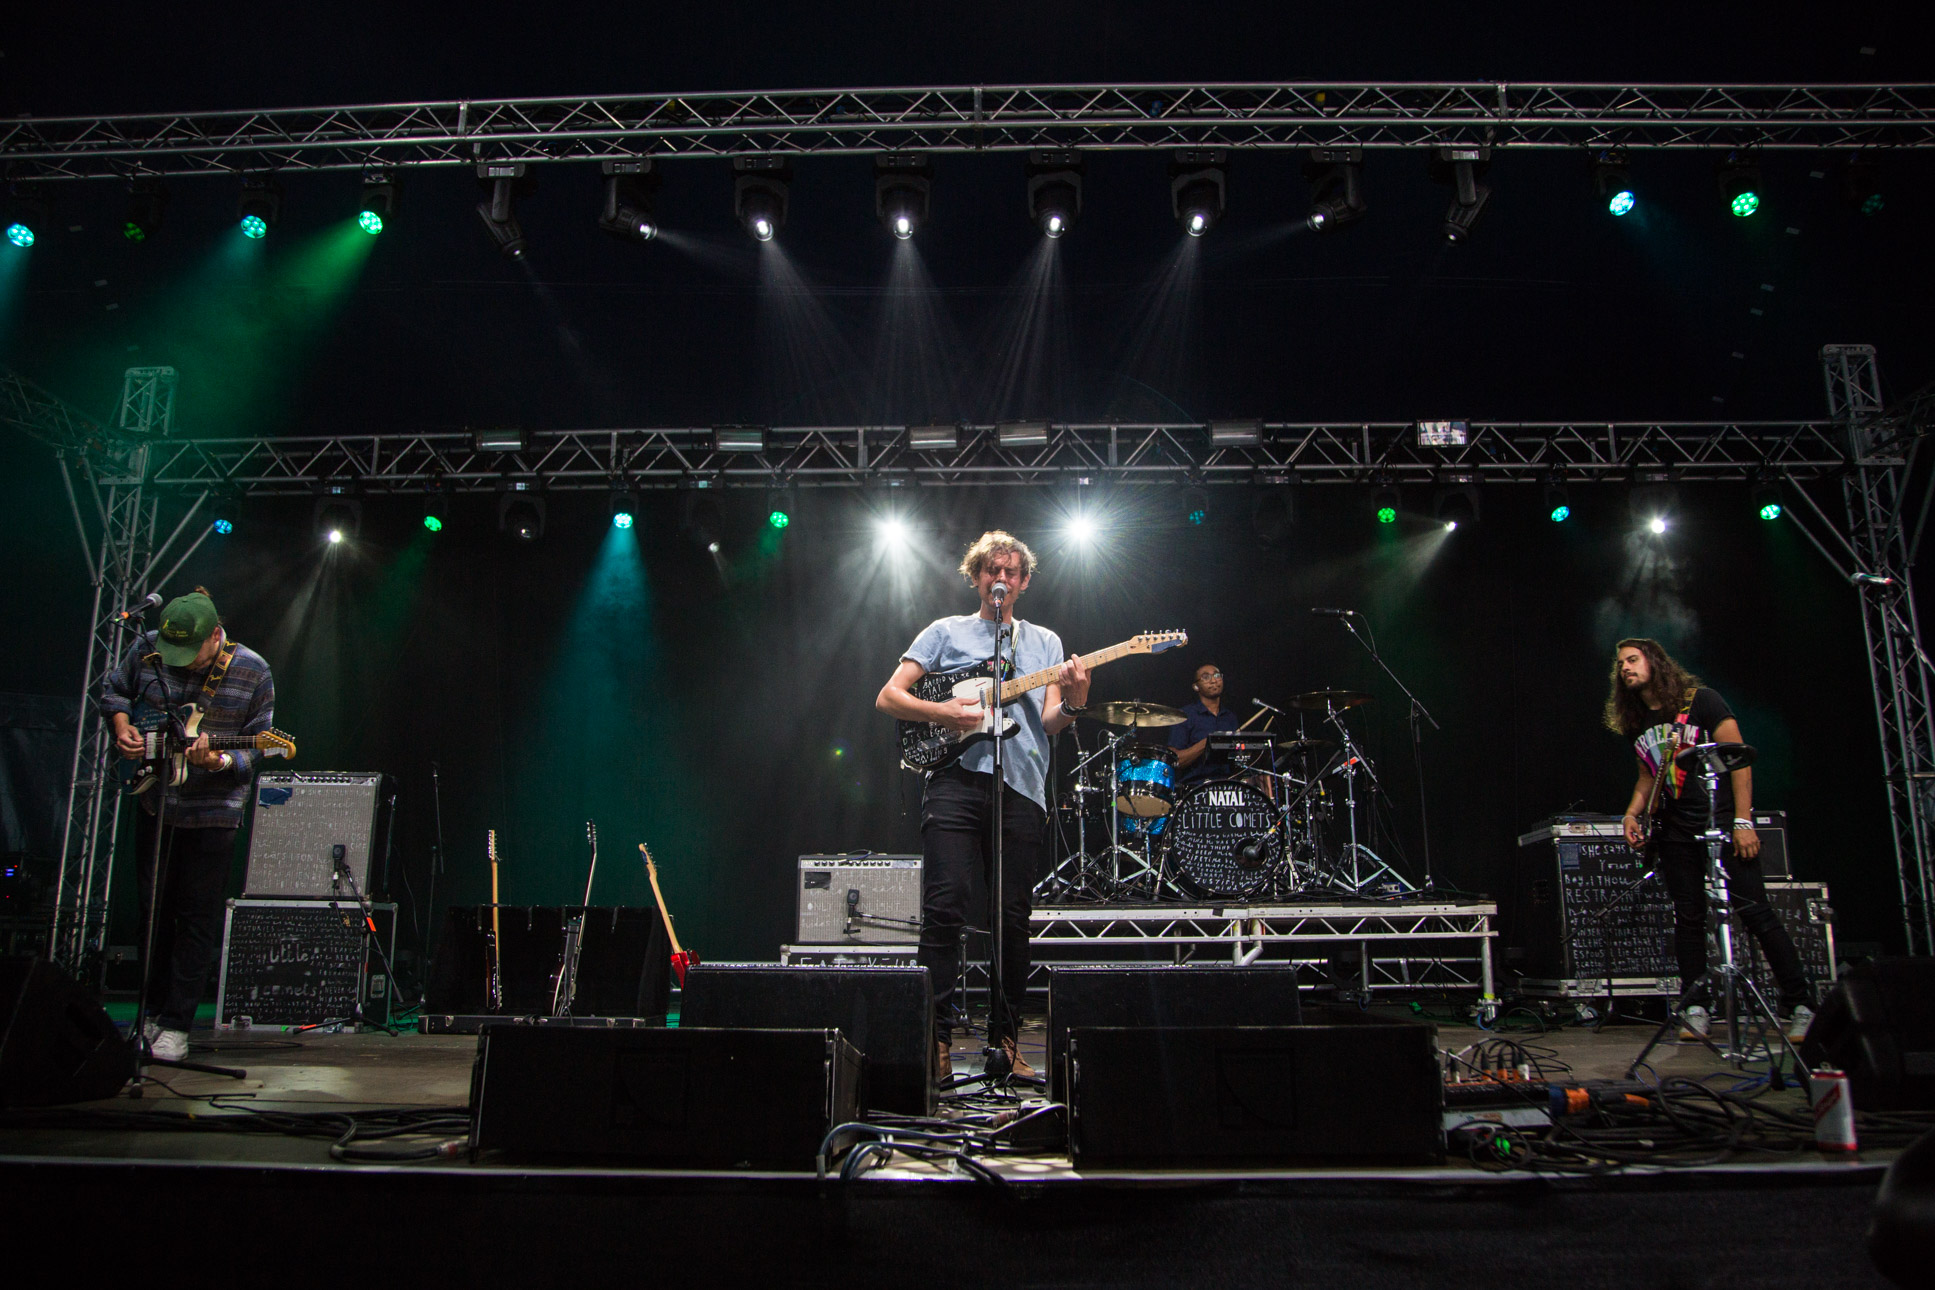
[1166,780,1284,899]
[1114,743,1178,819]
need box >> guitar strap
[201,638,238,702]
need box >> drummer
[1168,662,1242,787]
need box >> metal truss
[137,419,1858,496]
[7,83,1935,180]
[1811,346,1935,954]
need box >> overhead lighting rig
[497,482,545,542]
[1170,150,1227,237]
[599,159,659,243]
[476,163,532,258]
[875,153,932,240]
[5,183,49,249]
[1303,148,1366,232]
[237,175,282,240]
[122,180,168,243]
[358,170,399,235]
[1431,146,1491,244]
[1590,150,1635,217]
[734,156,791,242]
[1026,150,1083,238]
[1716,151,1761,218]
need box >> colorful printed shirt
[1632,686,1736,835]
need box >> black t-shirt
[1632,687,1737,835]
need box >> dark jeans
[1655,829,1811,1009]
[134,811,236,1033]
[919,765,1045,1047]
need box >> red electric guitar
[640,842,698,986]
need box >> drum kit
[1039,688,1416,903]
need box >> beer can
[1810,1067,1857,1153]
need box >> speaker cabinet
[1800,957,1935,1110]
[470,1025,861,1168]
[1067,1022,1445,1168]
[677,964,932,1115]
[1046,965,1302,1099]
[0,957,133,1108]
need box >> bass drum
[1166,780,1284,899]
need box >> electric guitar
[116,700,295,794]
[641,842,697,986]
[551,821,597,1017]
[896,630,1189,772]
[485,830,504,1013]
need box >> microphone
[845,887,862,934]
[1251,697,1286,716]
[114,592,163,622]
[1310,607,1357,617]
[991,581,1010,604]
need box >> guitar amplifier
[214,898,396,1029]
[795,855,922,945]
[1509,819,1677,988]
[245,773,389,898]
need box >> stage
[0,1009,1905,1286]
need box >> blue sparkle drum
[1114,743,1178,828]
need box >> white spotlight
[327,528,344,544]
[1187,210,1209,237]
[893,214,913,240]
[1648,516,1668,535]
[1045,212,1065,238]
[1443,520,1457,532]
[878,515,910,545]
[752,216,774,242]
[1068,514,1099,544]
[707,540,721,554]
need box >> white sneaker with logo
[1784,1005,1816,1044]
[141,1019,161,1046]
[1679,1006,1711,1040]
[149,1029,188,1062]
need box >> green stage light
[1717,154,1761,219]
[359,171,398,237]
[1544,481,1571,523]
[1373,484,1400,524]
[1377,505,1396,523]
[1730,191,1759,218]
[1182,486,1209,526]
[1551,503,1571,522]
[1608,190,1635,217]
[609,484,638,531]
[613,511,634,530]
[240,214,268,239]
[423,514,443,532]
[1758,500,1782,521]
[768,509,790,529]
[5,222,31,248]
[358,209,384,235]
[1753,481,1783,521]
[212,518,234,535]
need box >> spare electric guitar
[485,830,505,1013]
[641,842,697,986]
[897,630,1189,772]
[551,821,598,1017]
[116,700,295,794]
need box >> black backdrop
[3,453,1901,973]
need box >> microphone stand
[328,845,402,1033]
[1330,613,1441,893]
[982,589,1016,1079]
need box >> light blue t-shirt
[903,614,1066,810]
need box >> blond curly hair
[958,530,1038,586]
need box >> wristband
[1732,817,1754,830]
[1061,702,1086,716]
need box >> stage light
[1433,477,1480,528]
[1182,485,1210,526]
[1649,516,1668,535]
[877,514,910,546]
[766,481,796,530]
[1067,512,1100,545]
[1303,148,1366,232]
[875,153,932,241]
[609,484,638,530]
[1210,420,1262,448]
[679,484,724,551]
[1716,153,1761,218]
[1431,147,1492,244]
[4,223,29,249]
[1544,482,1572,523]
[908,424,959,452]
[713,425,767,454]
[1844,159,1883,216]
[599,159,659,244]
[497,486,545,542]
[358,170,398,235]
[1373,485,1400,524]
[237,175,281,239]
[422,513,443,533]
[312,491,361,544]
[473,428,527,453]
[1590,151,1634,218]
[423,479,449,533]
[1252,484,1296,544]
[475,163,532,259]
[4,183,46,249]
[1170,150,1227,237]
[735,156,791,243]
[1026,150,1083,239]
[1630,478,1679,533]
[123,181,168,242]
[212,518,234,536]
[997,421,1050,448]
[1753,481,1783,521]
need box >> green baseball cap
[155,591,219,666]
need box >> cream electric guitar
[896,630,1189,771]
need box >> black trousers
[1654,829,1812,1009]
[133,811,236,1033]
[918,765,1045,1047]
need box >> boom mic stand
[326,844,402,1032]
[1328,611,1441,892]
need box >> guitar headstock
[1128,630,1189,655]
[638,841,657,875]
[256,728,296,760]
[488,829,498,864]
[587,820,598,847]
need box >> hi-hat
[1674,741,1756,771]
[1090,700,1187,728]
[1278,737,1338,757]
[1286,690,1373,711]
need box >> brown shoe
[1001,1037,1037,1081]
[936,1039,953,1083]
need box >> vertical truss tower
[1823,345,1935,953]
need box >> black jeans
[134,812,236,1033]
[1655,829,1811,1009]
[918,765,1045,1047]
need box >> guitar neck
[996,638,1138,704]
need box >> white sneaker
[149,1028,188,1062]
[141,1019,161,1045]
[1784,1005,1816,1044]
[1679,1006,1711,1040]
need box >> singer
[874,531,1089,1083]
[1168,662,1242,787]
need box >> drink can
[1810,1067,1857,1153]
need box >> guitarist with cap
[876,531,1089,1084]
[100,587,276,1062]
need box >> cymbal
[1285,690,1373,712]
[1090,699,1187,728]
[1674,741,1756,771]
[1278,737,1337,757]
